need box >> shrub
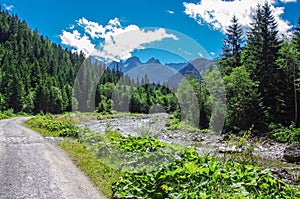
[26,114,80,138]
[269,123,300,145]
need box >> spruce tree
[219,15,244,75]
[292,17,300,126]
[243,2,282,128]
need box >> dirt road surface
[0,117,106,199]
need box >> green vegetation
[112,148,299,198]
[81,128,185,173]
[167,117,202,133]
[0,109,18,120]
[0,109,28,120]
[26,115,300,198]
[2,3,300,197]
[217,2,300,134]
[269,123,300,145]
[25,114,79,137]
[60,140,120,196]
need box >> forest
[0,2,299,137]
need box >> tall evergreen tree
[276,40,300,127]
[243,2,282,128]
[291,17,300,127]
[219,15,244,75]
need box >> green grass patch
[25,114,79,137]
[25,125,61,137]
[59,140,120,197]
[166,117,203,133]
[0,109,28,120]
[81,129,185,173]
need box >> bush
[269,123,300,145]
[0,109,16,120]
[26,114,80,138]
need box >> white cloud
[198,52,203,57]
[183,0,292,35]
[77,18,106,39]
[60,30,95,56]
[210,52,215,56]
[167,10,175,14]
[280,0,297,3]
[3,4,14,11]
[61,18,178,61]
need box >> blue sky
[1,0,300,63]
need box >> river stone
[283,145,300,163]
[218,145,243,153]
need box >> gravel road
[0,117,106,199]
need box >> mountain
[167,58,215,88]
[126,62,178,84]
[108,57,214,86]
[165,62,188,71]
[109,57,189,73]
[108,56,142,73]
[122,56,143,72]
[146,57,161,64]
[178,58,214,77]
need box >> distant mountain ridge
[108,56,215,87]
[108,56,214,74]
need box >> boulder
[283,145,300,163]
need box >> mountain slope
[167,58,215,87]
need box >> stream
[78,113,300,184]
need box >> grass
[24,125,61,137]
[166,117,203,133]
[0,109,28,120]
[59,140,120,196]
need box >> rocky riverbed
[78,113,300,183]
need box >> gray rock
[218,145,243,153]
[283,145,300,163]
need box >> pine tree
[291,17,300,126]
[276,41,300,127]
[219,15,244,75]
[243,2,282,128]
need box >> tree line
[0,3,299,134]
[217,2,300,132]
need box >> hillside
[0,9,123,114]
[0,9,84,113]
